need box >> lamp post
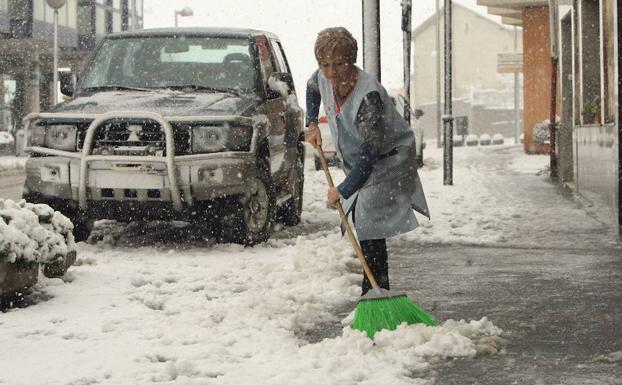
[46,0,65,106]
[174,7,193,27]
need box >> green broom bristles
[351,293,436,339]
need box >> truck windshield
[80,36,255,92]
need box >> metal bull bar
[23,111,258,213]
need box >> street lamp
[174,7,193,27]
[46,0,66,105]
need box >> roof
[107,27,279,40]
[413,2,514,37]
[477,0,572,26]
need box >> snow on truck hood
[51,90,255,117]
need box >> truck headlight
[29,125,46,146]
[44,125,78,151]
[191,124,252,153]
[30,124,77,150]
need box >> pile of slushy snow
[0,199,75,266]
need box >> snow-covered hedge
[533,117,560,145]
[0,199,75,269]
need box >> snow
[267,76,303,112]
[0,156,26,172]
[593,351,622,364]
[0,132,14,145]
[0,199,75,265]
[0,143,616,384]
[0,158,74,267]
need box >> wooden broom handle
[317,147,379,289]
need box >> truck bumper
[24,154,256,220]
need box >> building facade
[413,3,523,141]
[0,0,143,135]
[479,0,621,238]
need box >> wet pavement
[310,145,622,384]
[396,244,622,385]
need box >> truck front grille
[78,120,190,155]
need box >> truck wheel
[277,154,304,226]
[224,160,275,246]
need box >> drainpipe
[514,26,521,145]
[548,0,559,179]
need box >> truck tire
[277,153,304,226]
[223,158,275,246]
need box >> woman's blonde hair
[314,27,358,64]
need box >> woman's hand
[327,187,341,207]
[305,122,322,148]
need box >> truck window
[269,39,288,73]
[80,36,256,91]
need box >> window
[33,0,75,27]
[577,0,613,125]
[45,2,54,22]
[33,0,45,21]
[96,6,106,36]
[255,35,276,87]
[579,0,600,125]
[113,11,121,32]
[602,0,615,123]
[58,3,68,27]
[81,37,256,91]
[0,0,9,16]
[135,0,143,16]
[67,0,77,28]
[269,40,288,73]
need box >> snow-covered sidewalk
[0,144,618,385]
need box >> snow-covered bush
[479,134,492,146]
[453,135,464,147]
[533,117,560,145]
[0,199,75,270]
[465,134,479,146]
[533,122,550,144]
[492,133,505,145]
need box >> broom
[317,146,436,339]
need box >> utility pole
[435,0,442,148]
[401,0,412,125]
[443,0,453,185]
[362,0,381,80]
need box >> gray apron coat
[317,67,430,241]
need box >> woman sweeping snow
[305,27,430,295]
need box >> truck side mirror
[267,72,294,100]
[415,108,424,119]
[59,70,76,97]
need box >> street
[0,143,620,385]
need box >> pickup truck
[22,28,305,245]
